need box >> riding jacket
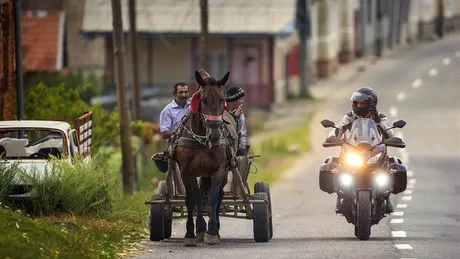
[328,111,395,139]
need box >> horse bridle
[184,90,226,148]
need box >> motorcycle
[319,118,408,240]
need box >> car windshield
[346,118,382,147]
[0,129,64,160]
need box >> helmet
[350,87,378,116]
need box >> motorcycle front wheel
[355,190,372,240]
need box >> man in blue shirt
[159,82,190,139]
[152,82,190,168]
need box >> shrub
[0,162,19,203]
[19,155,116,216]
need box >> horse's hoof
[184,237,197,247]
[196,232,206,242]
[204,234,221,245]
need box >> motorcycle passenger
[327,87,396,214]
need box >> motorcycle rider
[327,87,396,214]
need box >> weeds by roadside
[0,152,159,259]
[247,115,313,190]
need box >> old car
[0,112,92,200]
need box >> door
[231,46,261,105]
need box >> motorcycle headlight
[375,173,390,187]
[367,152,383,164]
[345,152,363,167]
[339,173,353,186]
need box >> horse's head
[191,70,230,144]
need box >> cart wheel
[149,199,165,241]
[254,182,273,239]
[156,181,173,239]
[164,214,172,239]
[253,192,270,242]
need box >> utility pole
[375,0,383,57]
[296,0,312,98]
[111,0,135,195]
[199,0,210,70]
[13,0,24,120]
[128,0,141,121]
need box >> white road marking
[404,190,413,195]
[392,231,407,237]
[408,178,416,184]
[407,184,415,189]
[393,211,405,216]
[391,218,404,224]
[397,204,408,209]
[402,196,413,201]
[411,79,422,89]
[395,244,413,250]
[407,170,414,178]
[443,57,451,65]
[275,214,280,218]
[456,51,460,57]
[429,68,438,76]
[390,107,399,118]
[397,92,407,102]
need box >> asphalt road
[133,35,460,259]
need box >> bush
[24,82,121,151]
[19,155,116,216]
[0,162,18,202]
[25,70,103,103]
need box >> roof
[22,10,66,71]
[0,120,71,133]
[81,0,296,38]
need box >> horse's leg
[216,171,227,233]
[216,188,224,233]
[200,176,212,210]
[183,175,198,247]
[194,178,207,242]
[205,167,226,245]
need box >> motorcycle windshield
[346,118,382,147]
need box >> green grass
[247,115,313,191]
[0,205,145,259]
[0,144,162,259]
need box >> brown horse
[175,70,232,246]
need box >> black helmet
[350,87,378,116]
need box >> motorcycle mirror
[392,120,406,129]
[321,119,336,128]
[323,136,344,147]
[383,137,406,148]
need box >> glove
[368,105,380,122]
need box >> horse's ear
[217,71,230,86]
[195,70,205,86]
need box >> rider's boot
[385,197,394,213]
[335,197,342,213]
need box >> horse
[174,69,235,246]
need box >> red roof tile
[21,10,63,71]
